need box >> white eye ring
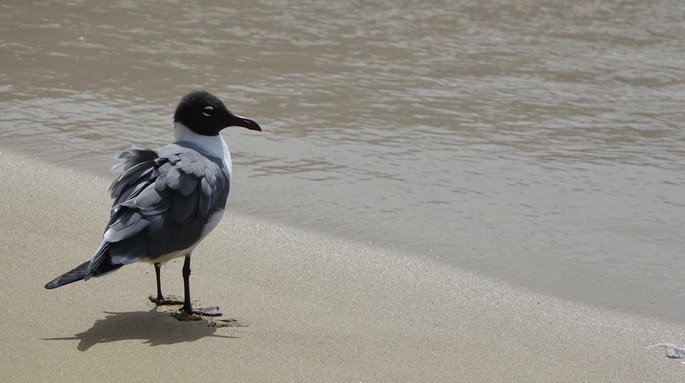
[202,105,214,117]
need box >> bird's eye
[202,105,214,117]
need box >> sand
[0,149,683,382]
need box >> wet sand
[0,149,683,382]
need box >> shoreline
[1,149,683,381]
[5,140,684,326]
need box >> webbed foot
[188,306,222,317]
[148,295,184,305]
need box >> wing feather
[91,143,229,269]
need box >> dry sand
[0,149,683,382]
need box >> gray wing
[85,144,230,278]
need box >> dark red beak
[230,114,262,132]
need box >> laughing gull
[45,90,261,316]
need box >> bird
[44,90,262,316]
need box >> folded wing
[85,144,230,279]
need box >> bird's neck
[173,122,230,160]
[173,122,232,177]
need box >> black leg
[182,255,192,314]
[149,263,183,306]
[179,254,222,316]
[154,263,164,303]
[149,254,221,317]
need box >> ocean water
[1,0,684,323]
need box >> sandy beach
[0,149,682,382]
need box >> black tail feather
[44,261,91,289]
[44,258,123,289]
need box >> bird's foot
[149,295,222,316]
[187,306,222,317]
[148,294,184,305]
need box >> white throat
[174,122,232,174]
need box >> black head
[173,90,262,136]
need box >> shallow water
[1,0,684,323]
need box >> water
[2,0,685,323]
